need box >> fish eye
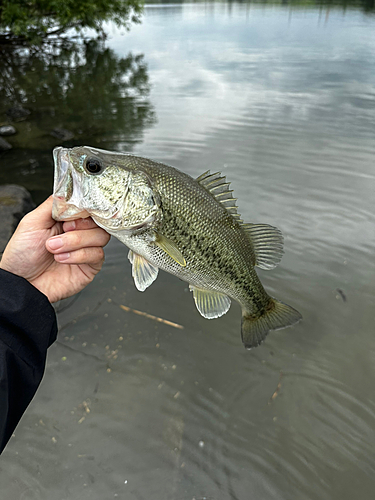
[85,158,103,174]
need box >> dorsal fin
[196,170,242,221]
[196,171,283,270]
[241,223,284,270]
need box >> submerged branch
[119,304,184,330]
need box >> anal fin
[189,285,231,319]
[128,250,159,292]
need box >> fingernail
[48,237,63,250]
[64,221,76,231]
[55,252,70,261]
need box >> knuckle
[94,247,105,262]
[77,217,95,229]
[80,246,104,264]
[99,232,109,245]
[103,231,111,245]
[81,247,91,261]
[70,231,82,247]
[93,228,109,246]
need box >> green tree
[0,0,143,42]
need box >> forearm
[0,269,57,453]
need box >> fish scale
[141,164,264,305]
[52,146,302,348]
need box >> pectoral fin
[128,250,159,291]
[189,285,231,319]
[154,233,186,267]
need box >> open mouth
[52,147,90,221]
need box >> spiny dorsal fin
[196,170,242,221]
[241,223,284,270]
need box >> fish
[52,146,302,348]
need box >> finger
[47,227,110,254]
[63,217,100,232]
[20,196,56,230]
[54,246,105,266]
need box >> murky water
[1,2,375,499]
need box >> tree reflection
[146,0,375,13]
[0,39,156,149]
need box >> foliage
[0,0,144,42]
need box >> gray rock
[0,125,17,136]
[0,185,35,254]
[6,106,31,122]
[50,128,74,141]
[0,137,12,151]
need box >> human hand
[0,196,110,303]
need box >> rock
[0,125,17,136]
[0,185,35,254]
[50,128,74,141]
[0,137,12,151]
[6,106,31,122]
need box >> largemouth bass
[52,146,301,348]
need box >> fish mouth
[52,196,90,221]
[52,147,90,221]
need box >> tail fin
[241,298,302,349]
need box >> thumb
[20,196,56,231]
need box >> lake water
[1,2,375,499]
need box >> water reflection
[146,0,375,13]
[0,39,155,201]
[0,39,156,150]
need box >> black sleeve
[0,269,57,454]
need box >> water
[1,2,375,499]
